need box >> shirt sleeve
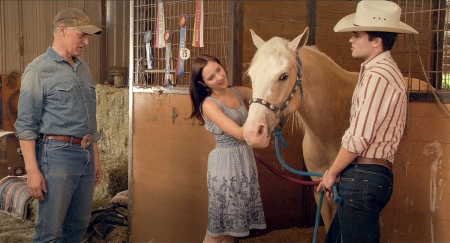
[15,64,44,140]
[342,72,402,154]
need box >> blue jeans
[325,163,393,243]
[33,139,95,243]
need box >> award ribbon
[155,0,165,48]
[164,30,173,88]
[192,0,204,47]
[144,30,153,69]
[176,14,188,76]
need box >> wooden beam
[100,0,107,84]
[228,0,243,86]
[307,0,316,46]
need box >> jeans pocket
[363,178,393,212]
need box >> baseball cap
[53,8,102,35]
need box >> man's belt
[39,134,92,149]
[352,157,392,170]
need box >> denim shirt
[15,46,101,143]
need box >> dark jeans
[325,163,393,243]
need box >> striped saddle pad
[0,175,33,220]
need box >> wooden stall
[129,0,450,242]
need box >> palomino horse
[243,27,355,231]
[242,27,431,231]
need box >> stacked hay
[94,85,129,204]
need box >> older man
[15,8,102,243]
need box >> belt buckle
[81,134,92,149]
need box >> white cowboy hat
[334,0,418,34]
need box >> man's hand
[317,170,340,198]
[26,169,47,200]
[94,166,103,187]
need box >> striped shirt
[342,51,407,162]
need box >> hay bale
[94,156,128,203]
[94,85,129,204]
[96,85,129,159]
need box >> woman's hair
[188,54,222,126]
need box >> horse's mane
[246,37,348,79]
[246,37,297,79]
[302,45,350,73]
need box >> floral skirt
[206,144,266,237]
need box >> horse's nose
[257,125,265,136]
[243,120,270,148]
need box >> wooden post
[228,0,243,86]
[307,0,316,46]
[100,0,108,85]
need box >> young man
[317,1,418,242]
[15,8,102,243]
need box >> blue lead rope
[273,128,342,243]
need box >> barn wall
[0,0,102,82]
[381,102,450,242]
[131,93,211,242]
[0,0,130,85]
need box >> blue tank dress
[203,87,266,237]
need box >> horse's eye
[279,73,289,81]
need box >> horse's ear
[288,27,309,51]
[250,29,266,49]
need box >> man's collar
[361,51,391,69]
[47,45,80,64]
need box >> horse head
[243,27,309,148]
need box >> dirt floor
[240,227,326,243]
[0,212,325,243]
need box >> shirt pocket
[86,81,97,103]
[55,82,78,105]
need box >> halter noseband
[249,54,303,129]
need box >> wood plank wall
[382,102,450,242]
[0,0,129,85]
[131,93,212,242]
[0,0,129,131]
[0,0,102,81]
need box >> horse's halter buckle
[249,54,303,129]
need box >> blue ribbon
[176,23,187,75]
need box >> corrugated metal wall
[0,0,129,85]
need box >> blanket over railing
[0,175,33,220]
